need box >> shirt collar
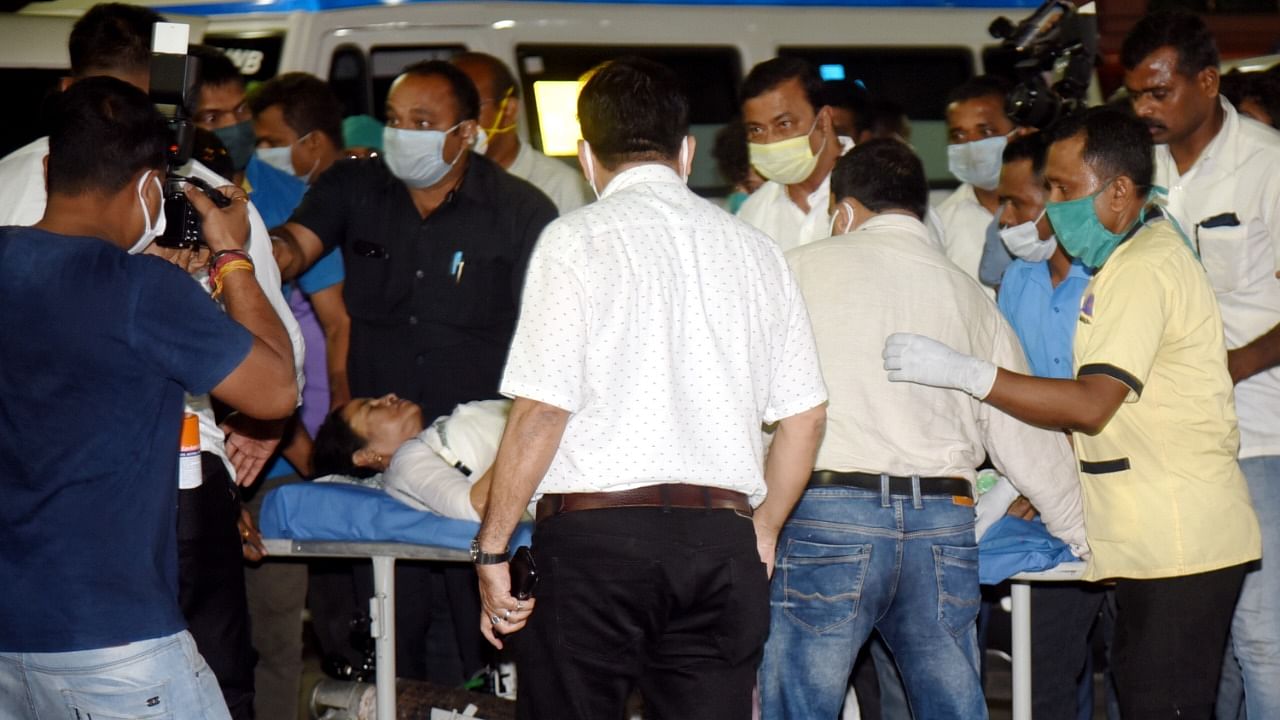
[856,212,930,240]
[599,163,684,199]
[1165,97,1237,181]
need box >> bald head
[451,52,518,104]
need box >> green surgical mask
[1044,179,1140,270]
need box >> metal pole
[371,555,397,720]
[1011,580,1032,720]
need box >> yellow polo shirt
[1072,218,1260,581]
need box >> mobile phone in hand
[509,546,538,600]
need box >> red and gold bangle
[210,259,255,299]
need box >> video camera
[988,0,1099,129]
[148,22,231,249]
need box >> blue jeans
[0,630,231,720]
[1217,454,1280,720]
[759,484,986,720]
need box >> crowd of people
[1,3,1279,720]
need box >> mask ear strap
[678,137,690,183]
[582,141,601,200]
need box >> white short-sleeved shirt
[928,183,996,299]
[787,215,1087,553]
[1155,99,1280,459]
[0,137,306,483]
[500,164,828,505]
[506,143,591,215]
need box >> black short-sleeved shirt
[291,153,558,418]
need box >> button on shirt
[997,258,1091,379]
[290,154,557,419]
[929,183,996,299]
[787,214,1086,551]
[1072,219,1261,580]
[500,164,828,506]
[507,142,591,214]
[1155,98,1280,459]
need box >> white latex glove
[882,333,998,399]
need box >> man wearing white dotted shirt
[472,58,828,719]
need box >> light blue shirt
[997,258,1091,379]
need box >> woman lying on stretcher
[311,394,511,521]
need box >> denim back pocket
[933,544,980,637]
[62,683,173,720]
[781,539,872,634]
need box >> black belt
[536,484,751,523]
[809,470,972,498]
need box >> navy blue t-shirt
[0,227,253,652]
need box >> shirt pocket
[436,254,514,327]
[342,240,402,320]
[1197,223,1249,294]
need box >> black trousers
[178,453,256,720]
[1030,582,1110,720]
[514,506,770,720]
[1111,563,1247,719]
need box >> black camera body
[989,1,1098,130]
[148,22,227,250]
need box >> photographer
[0,76,295,720]
[0,5,307,717]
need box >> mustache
[1142,119,1168,132]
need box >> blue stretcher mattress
[977,515,1076,585]
[259,483,534,550]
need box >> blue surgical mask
[1044,179,1140,270]
[256,134,316,184]
[213,121,255,171]
[947,134,1009,191]
[383,123,464,189]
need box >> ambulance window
[368,45,466,121]
[329,45,371,117]
[514,45,742,194]
[1,68,62,158]
[777,46,974,188]
[203,34,284,86]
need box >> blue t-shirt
[996,258,1091,379]
[0,227,253,652]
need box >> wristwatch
[470,538,510,565]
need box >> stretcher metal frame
[263,538,471,720]
[1009,561,1088,720]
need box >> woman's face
[342,394,425,463]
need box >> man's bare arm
[983,370,1130,435]
[1228,322,1280,384]
[752,403,827,577]
[270,222,326,282]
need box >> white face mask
[581,140,602,201]
[383,123,465,189]
[130,171,166,254]
[947,134,1009,191]
[256,133,316,184]
[829,200,856,236]
[999,208,1056,263]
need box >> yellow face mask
[474,87,517,155]
[747,118,825,185]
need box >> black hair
[1221,71,1280,130]
[247,72,344,148]
[451,51,520,102]
[947,74,1012,107]
[1120,11,1219,76]
[712,119,751,187]
[577,56,689,170]
[46,76,168,197]
[68,2,163,79]
[191,44,244,91]
[1043,106,1154,190]
[399,60,480,123]
[831,138,928,220]
[1002,132,1048,176]
[740,56,824,112]
[821,79,872,129]
[312,408,378,480]
[865,99,911,140]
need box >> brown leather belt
[536,484,751,522]
[810,470,972,498]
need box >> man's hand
[221,414,287,486]
[754,528,778,579]
[477,562,536,650]
[883,333,998,399]
[185,183,250,253]
[239,507,268,562]
[144,243,212,274]
[1006,495,1039,521]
